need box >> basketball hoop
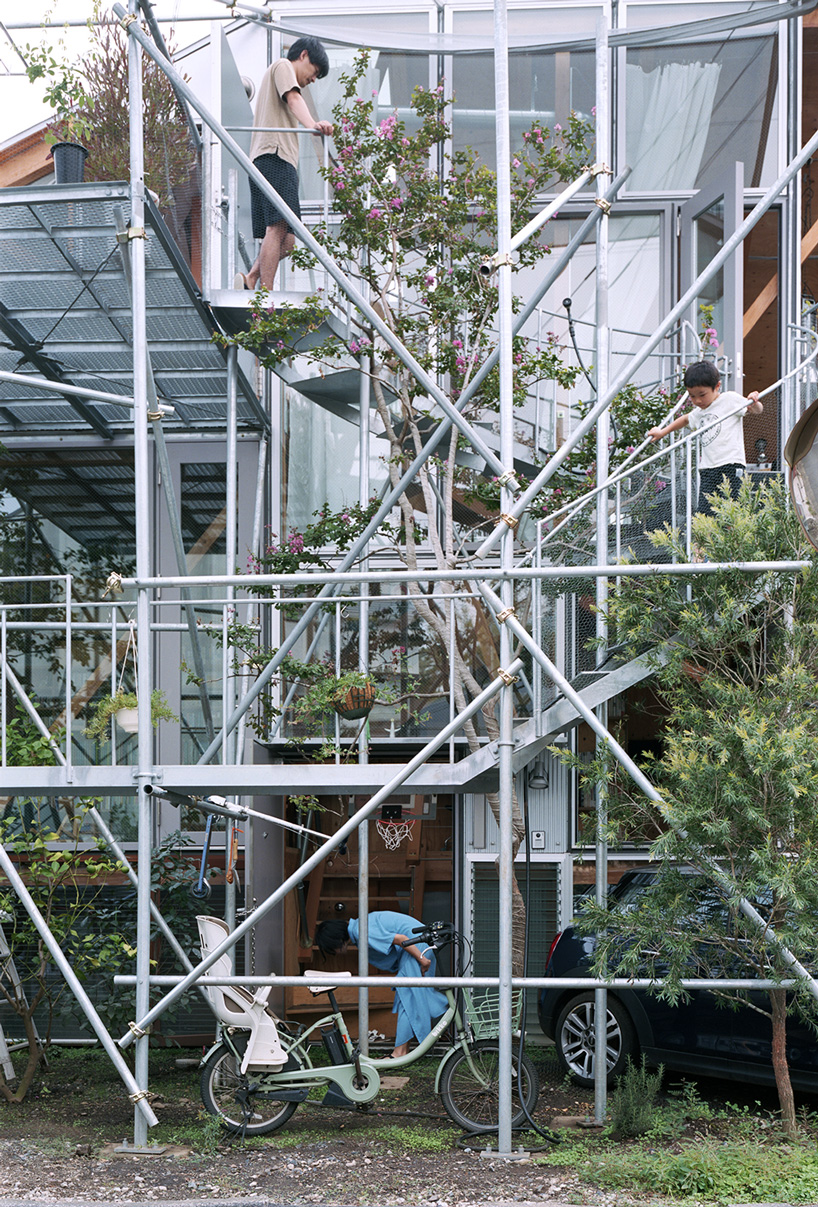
[375,816,416,851]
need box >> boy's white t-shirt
[687,390,749,469]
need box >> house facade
[0,0,816,1044]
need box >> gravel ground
[0,1046,613,1206]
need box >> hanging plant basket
[681,660,707,684]
[334,681,376,719]
[115,706,140,734]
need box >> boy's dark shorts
[697,463,743,516]
[250,153,301,237]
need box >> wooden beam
[0,133,52,187]
[744,214,818,337]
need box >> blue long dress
[347,912,448,1047]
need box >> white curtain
[626,61,722,192]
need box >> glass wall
[0,445,139,836]
[451,7,597,169]
[624,32,778,192]
[299,12,435,203]
[283,389,390,532]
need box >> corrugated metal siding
[464,754,571,855]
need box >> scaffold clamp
[589,162,612,177]
[127,1021,150,1039]
[480,251,515,277]
[119,13,137,30]
[496,470,516,487]
[103,571,124,597]
[497,668,519,686]
[595,198,612,214]
[499,512,520,531]
[496,606,516,623]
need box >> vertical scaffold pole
[225,344,239,942]
[493,0,517,1159]
[127,0,155,1149]
[594,6,611,1126]
[357,309,371,1052]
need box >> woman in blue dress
[315,911,448,1057]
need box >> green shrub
[608,1055,663,1137]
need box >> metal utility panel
[464,753,570,855]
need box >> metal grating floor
[0,182,266,439]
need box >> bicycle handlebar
[400,921,458,950]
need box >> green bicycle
[198,919,539,1135]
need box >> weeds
[587,1139,818,1202]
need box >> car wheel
[554,992,636,1087]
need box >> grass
[585,1139,818,1203]
[8,1044,818,1203]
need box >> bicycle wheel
[200,1041,304,1136]
[439,1040,540,1133]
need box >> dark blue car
[538,869,818,1091]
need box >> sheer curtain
[626,61,722,192]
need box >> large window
[451,7,597,169]
[625,33,779,192]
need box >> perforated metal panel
[0,183,265,439]
[470,860,560,1031]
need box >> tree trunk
[769,986,797,1136]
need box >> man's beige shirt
[249,59,301,167]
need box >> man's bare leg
[244,222,294,290]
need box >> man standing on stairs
[235,38,333,292]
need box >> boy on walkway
[648,361,763,515]
[236,37,333,292]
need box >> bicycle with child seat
[199,920,539,1135]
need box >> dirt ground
[0,1044,618,1205]
[0,1042,806,1206]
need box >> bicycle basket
[462,989,523,1039]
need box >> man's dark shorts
[250,153,301,237]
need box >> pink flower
[452,338,462,348]
[368,207,382,219]
[390,197,402,209]
[512,157,521,168]
[554,123,562,133]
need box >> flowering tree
[219,56,667,970]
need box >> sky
[0,0,247,145]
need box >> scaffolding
[2,0,818,1151]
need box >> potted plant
[85,688,177,740]
[26,21,196,206]
[334,677,377,719]
[290,668,379,729]
[25,41,94,182]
